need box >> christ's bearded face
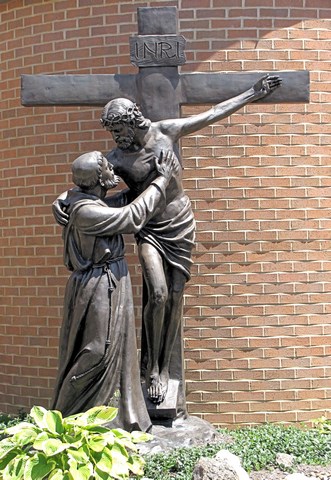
[106,122,135,150]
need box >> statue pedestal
[137,415,228,455]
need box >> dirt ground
[250,463,331,480]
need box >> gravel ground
[250,463,331,480]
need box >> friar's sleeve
[75,176,167,236]
[103,188,134,208]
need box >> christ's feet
[147,372,168,405]
[159,368,169,399]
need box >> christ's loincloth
[135,194,195,280]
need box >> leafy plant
[0,405,151,480]
[229,423,331,470]
[0,412,28,441]
[312,415,331,434]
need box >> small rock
[192,449,250,480]
[216,450,250,479]
[276,453,296,469]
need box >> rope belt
[92,256,124,296]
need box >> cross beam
[21,6,309,123]
[21,70,309,107]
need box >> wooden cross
[21,6,309,420]
[21,6,309,121]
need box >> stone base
[138,415,230,455]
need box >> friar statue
[52,149,177,431]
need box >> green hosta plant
[0,405,151,480]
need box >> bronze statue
[53,74,282,407]
[52,149,177,431]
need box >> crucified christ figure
[53,74,282,406]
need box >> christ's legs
[138,242,168,403]
[159,266,186,389]
[139,242,187,404]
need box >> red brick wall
[1,0,330,427]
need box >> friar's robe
[52,176,167,432]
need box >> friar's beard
[105,174,121,190]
